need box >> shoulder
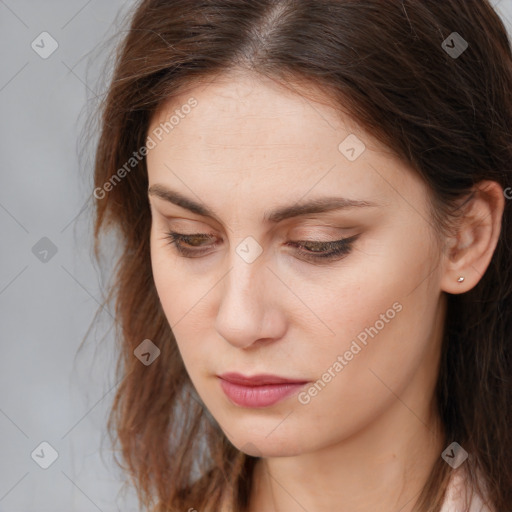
[439,466,494,512]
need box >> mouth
[217,372,310,408]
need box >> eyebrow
[147,184,380,224]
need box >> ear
[440,180,505,294]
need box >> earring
[457,276,465,283]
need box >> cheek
[282,222,432,349]
[293,234,440,428]
[296,296,438,447]
[296,226,431,348]
[150,233,215,368]
[150,226,199,318]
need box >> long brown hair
[87,1,512,510]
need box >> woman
[89,0,512,510]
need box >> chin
[228,432,307,458]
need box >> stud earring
[457,276,465,283]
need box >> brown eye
[164,231,360,262]
[164,231,217,257]
[286,234,360,261]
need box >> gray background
[1,1,511,511]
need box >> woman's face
[146,69,447,457]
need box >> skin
[145,68,504,512]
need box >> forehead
[147,71,386,178]
[148,70,365,150]
[145,70,427,224]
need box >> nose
[214,253,286,349]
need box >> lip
[218,372,309,408]
[218,372,308,386]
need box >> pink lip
[218,372,309,408]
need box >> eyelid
[158,212,356,235]
[152,210,217,231]
[289,229,357,241]
[151,204,364,235]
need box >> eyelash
[163,231,360,262]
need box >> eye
[163,231,217,258]
[163,231,360,262]
[286,234,360,262]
